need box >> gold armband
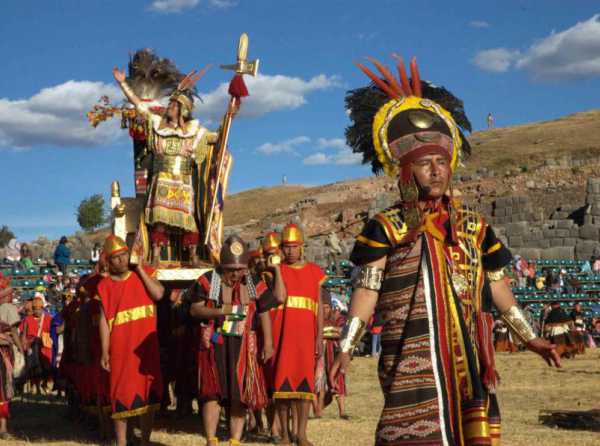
[352,265,384,291]
[486,268,506,282]
[339,317,367,355]
[501,305,536,344]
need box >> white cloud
[149,0,199,13]
[0,80,123,149]
[517,14,600,80]
[196,73,341,122]
[469,20,490,29]
[316,137,347,150]
[209,0,237,7]
[472,48,520,73]
[148,0,234,13]
[473,15,600,80]
[303,150,361,166]
[256,136,310,156]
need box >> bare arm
[10,326,23,352]
[330,256,386,381]
[316,287,325,358]
[99,306,110,372]
[136,265,165,302]
[259,311,274,362]
[490,278,561,367]
[190,301,228,320]
[113,67,142,109]
[490,279,517,312]
[347,256,386,323]
[270,265,287,304]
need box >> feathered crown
[127,49,210,113]
[345,56,472,177]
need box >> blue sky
[1,0,599,241]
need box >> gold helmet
[282,223,304,246]
[262,232,281,254]
[103,235,129,258]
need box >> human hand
[113,67,126,83]
[262,343,274,363]
[329,352,351,391]
[101,353,111,372]
[315,337,324,359]
[526,337,561,368]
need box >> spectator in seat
[53,237,71,275]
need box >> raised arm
[135,264,165,302]
[113,67,142,109]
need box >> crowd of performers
[0,223,351,446]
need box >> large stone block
[549,238,564,247]
[555,219,573,229]
[506,222,529,236]
[509,236,523,247]
[541,246,574,260]
[516,248,541,260]
[580,224,600,241]
[555,229,570,238]
[495,197,513,208]
[563,238,577,247]
[535,239,550,249]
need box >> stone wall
[492,177,600,260]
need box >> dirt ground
[4,350,599,445]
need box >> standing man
[187,235,274,446]
[272,223,325,446]
[98,235,164,446]
[0,274,23,438]
[331,56,559,445]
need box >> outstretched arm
[491,278,561,367]
[113,67,142,109]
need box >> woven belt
[154,155,193,175]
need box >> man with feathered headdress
[330,56,560,446]
[113,52,225,267]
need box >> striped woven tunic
[351,200,512,446]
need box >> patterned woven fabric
[375,239,444,445]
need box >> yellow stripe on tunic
[275,296,319,315]
[108,304,155,331]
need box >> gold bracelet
[486,268,506,282]
[339,317,367,355]
[501,305,536,344]
[352,265,385,291]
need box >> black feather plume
[345,79,472,174]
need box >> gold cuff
[352,265,384,291]
[339,317,367,355]
[486,268,506,282]
[501,305,536,344]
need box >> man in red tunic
[98,235,164,446]
[272,224,325,446]
[20,294,53,393]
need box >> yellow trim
[111,403,160,420]
[356,234,390,248]
[108,304,155,331]
[485,242,502,255]
[285,295,318,315]
[273,391,316,401]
